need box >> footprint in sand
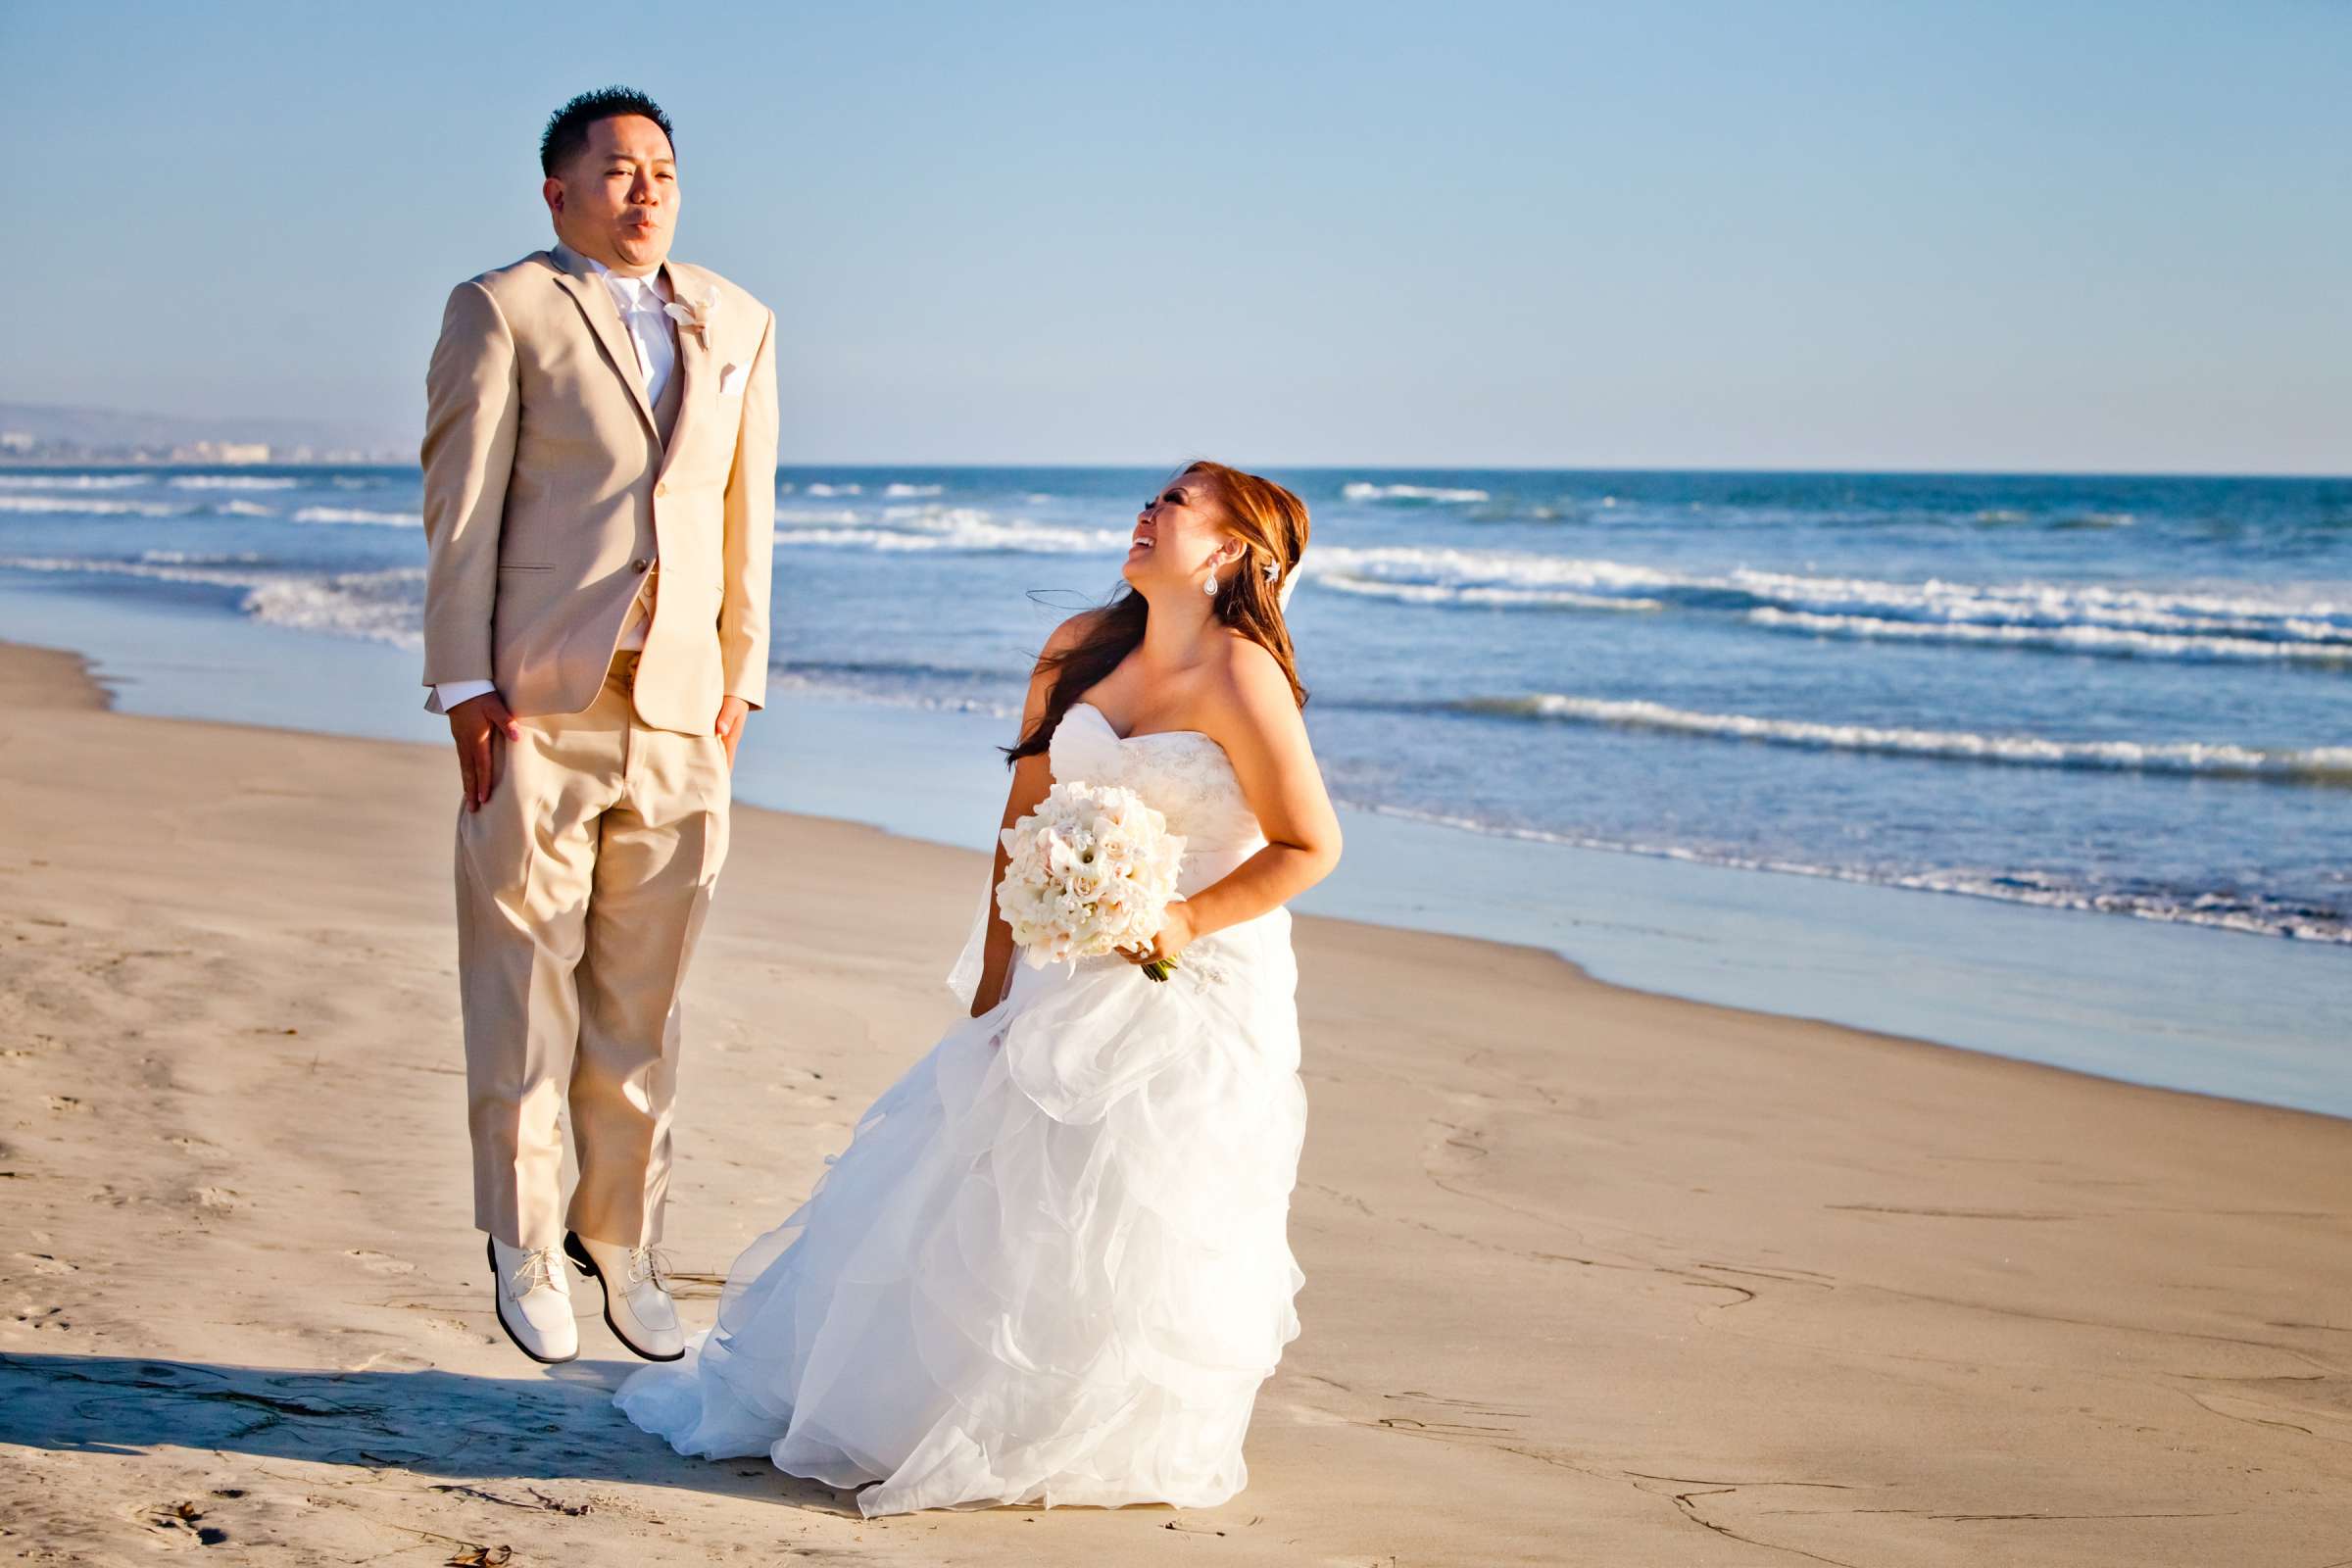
[397,1308,484,1345]
[12,1252,76,1276]
[140,1499,229,1548]
[344,1249,417,1277]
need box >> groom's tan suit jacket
[420,246,777,733]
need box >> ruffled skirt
[613,908,1307,1516]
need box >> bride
[615,460,1343,1515]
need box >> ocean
[2,463,2345,1112]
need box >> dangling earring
[1202,571,1218,598]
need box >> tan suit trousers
[458,652,731,1250]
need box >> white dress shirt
[434,242,677,713]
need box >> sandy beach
[1,635,2346,1566]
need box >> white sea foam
[290,505,421,526]
[1302,546,1690,612]
[1342,481,1491,504]
[804,482,863,496]
[0,554,425,647]
[1468,693,2352,782]
[1302,544,2352,653]
[0,473,149,489]
[779,505,1127,556]
[240,567,425,647]
[1748,608,2352,663]
[767,668,1023,720]
[1717,564,2348,637]
[1963,507,2132,528]
[0,493,190,516]
[0,554,261,588]
[779,519,1127,555]
[1315,573,1664,612]
[883,482,944,498]
[217,500,276,517]
[170,474,299,490]
[1344,800,2352,944]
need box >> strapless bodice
[944,700,1285,1008]
[1048,703,1266,872]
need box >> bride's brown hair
[1004,460,1310,765]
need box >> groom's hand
[449,692,521,810]
[715,697,753,769]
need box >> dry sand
[1,637,2346,1566]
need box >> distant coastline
[0,450,409,467]
[10,455,2352,483]
[3,402,2348,482]
[0,400,408,468]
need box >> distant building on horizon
[0,402,407,467]
[167,440,270,465]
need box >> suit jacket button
[633,558,652,572]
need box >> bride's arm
[1135,638,1343,962]
[969,615,1093,1017]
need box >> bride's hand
[1122,901,1197,970]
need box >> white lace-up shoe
[486,1236,578,1364]
[564,1231,685,1361]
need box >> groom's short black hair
[540,87,675,176]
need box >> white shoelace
[623,1245,672,1290]
[504,1244,561,1297]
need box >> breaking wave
[1300,545,2352,662]
[1343,801,2352,944]
[289,506,421,526]
[1342,481,1491,505]
[0,553,425,647]
[778,505,1128,556]
[1462,693,2352,784]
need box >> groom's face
[543,115,679,275]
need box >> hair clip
[1263,558,1282,584]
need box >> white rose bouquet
[998,780,1188,980]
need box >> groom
[418,86,778,1364]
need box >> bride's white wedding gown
[614,701,1307,1515]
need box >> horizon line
[3,453,2346,484]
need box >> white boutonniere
[663,287,719,346]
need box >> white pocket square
[717,363,747,397]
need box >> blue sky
[11,1,2350,471]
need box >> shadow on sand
[0,1349,858,1515]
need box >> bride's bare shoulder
[1202,633,1304,736]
